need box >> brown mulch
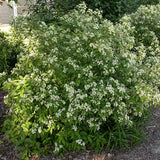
[0,89,160,160]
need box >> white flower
[35,105,40,111]
[106,84,114,95]
[84,84,90,90]
[54,143,59,152]
[114,102,118,107]
[72,125,77,131]
[32,128,36,134]
[78,74,81,78]
[105,103,112,109]
[127,78,132,83]
[38,127,42,133]
[41,94,45,99]
[101,109,106,113]
[76,139,85,146]
[55,112,61,118]
[64,84,75,98]
[103,69,109,75]
[78,115,85,121]
[109,67,115,73]
[53,143,63,153]
[118,86,126,93]
[88,71,93,77]
[66,112,72,118]
[63,67,67,73]
[0,72,6,77]
[18,80,23,84]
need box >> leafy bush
[2,2,160,159]
[0,31,23,86]
[26,0,57,23]
[124,4,160,44]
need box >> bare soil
[0,89,160,160]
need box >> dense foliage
[2,2,160,159]
[0,31,23,86]
[26,0,160,22]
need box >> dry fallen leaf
[92,154,106,160]
[31,154,38,160]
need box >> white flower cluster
[54,142,63,153]
[76,139,85,146]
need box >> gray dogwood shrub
[121,4,160,92]
[3,3,160,159]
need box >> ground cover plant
[1,2,160,160]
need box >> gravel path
[0,89,160,160]
[112,106,160,160]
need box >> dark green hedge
[0,31,22,74]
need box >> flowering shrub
[2,2,160,159]
[124,4,160,44]
[121,3,160,91]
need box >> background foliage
[26,0,160,23]
[0,31,24,86]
